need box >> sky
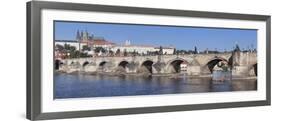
[54,21,257,51]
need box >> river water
[54,71,257,99]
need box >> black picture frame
[27,1,271,120]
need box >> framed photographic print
[26,1,271,120]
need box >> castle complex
[55,30,175,58]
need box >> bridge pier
[126,62,139,73]
[84,64,97,73]
[186,66,201,75]
[232,66,249,76]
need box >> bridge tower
[231,44,254,76]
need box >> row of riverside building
[55,30,175,57]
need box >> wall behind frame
[0,0,279,121]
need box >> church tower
[232,43,241,66]
[76,30,81,42]
[81,30,89,41]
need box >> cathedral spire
[76,30,81,41]
[80,30,83,41]
[86,30,89,40]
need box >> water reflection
[54,71,257,99]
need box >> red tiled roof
[93,39,115,45]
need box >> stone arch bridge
[56,52,257,76]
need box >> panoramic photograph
[54,21,258,99]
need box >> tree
[55,44,64,51]
[64,43,70,50]
[69,50,80,58]
[82,45,91,51]
[70,46,76,52]
[176,49,188,54]
[63,44,77,58]
[64,43,76,51]
[94,47,106,53]
[80,52,91,57]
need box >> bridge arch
[167,58,188,73]
[139,60,154,73]
[82,61,89,67]
[118,61,129,68]
[206,57,229,73]
[97,61,108,72]
[55,59,63,70]
[249,63,257,76]
[115,61,130,73]
[253,63,257,76]
[99,61,107,67]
